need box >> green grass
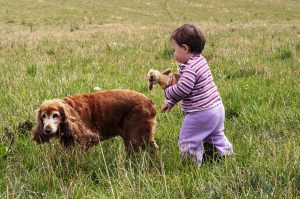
[0,0,300,198]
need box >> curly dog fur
[32,89,158,155]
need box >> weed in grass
[278,46,293,60]
[70,23,79,32]
[27,63,37,77]
[156,45,173,60]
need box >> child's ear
[181,44,190,53]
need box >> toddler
[162,24,233,167]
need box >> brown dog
[147,69,180,91]
[32,89,158,155]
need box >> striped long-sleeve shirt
[164,54,221,112]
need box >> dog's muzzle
[44,128,52,134]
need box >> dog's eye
[41,114,46,119]
[53,113,59,119]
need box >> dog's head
[147,69,160,84]
[32,99,99,150]
[146,69,161,91]
[32,99,65,143]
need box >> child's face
[170,39,191,64]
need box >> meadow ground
[0,0,300,198]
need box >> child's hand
[161,103,172,113]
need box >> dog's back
[63,89,156,119]
[63,90,157,144]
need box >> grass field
[0,0,300,198]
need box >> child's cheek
[175,56,183,64]
[174,54,180,62]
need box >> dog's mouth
[43,128,56,135]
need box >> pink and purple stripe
[164,54,221,112]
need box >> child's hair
[170,24,206,54]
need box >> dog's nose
[44,128,52,134]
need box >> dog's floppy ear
[147,69,155,91]
[161,68,172,75]
[32,108,51,144]
[148,80,154,91]
[60,101,99,151]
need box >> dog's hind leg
[122,114,158,156]
[147,118,159,151]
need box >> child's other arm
[164,67,196,107]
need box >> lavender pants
[179,102,233,167]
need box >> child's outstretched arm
[163,66,196,110]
